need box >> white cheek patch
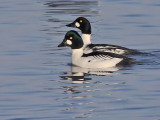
[75,22,80,27]
[66,40,72,45]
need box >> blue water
[0,0,160,120]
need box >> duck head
[58,30,84,49]
[66,17,91,34]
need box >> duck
[58,30,136,68]
[66,17,141,55]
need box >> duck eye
[80,20,83,23]
[70,37,73,40]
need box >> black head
[58,30,84,49]
[66,17,91,34]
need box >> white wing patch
[92,46,126,54]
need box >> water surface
[0,0,160,120]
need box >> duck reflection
[58,65,125,118]
[71,66,120,76]
[60,66,120,94]
[60,65,120,84]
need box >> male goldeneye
[66,17,141,55]
[58,30,135,68]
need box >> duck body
[66,17,142,55]
[72,48,134,68]
[58,30,135,68]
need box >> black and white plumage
[66,17,141,55]
[58,30,135,68]
[84,43,140,55]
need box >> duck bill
[58,39,66,47]
[66,22,75,27]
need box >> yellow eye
[70,37,72,39]
[80,20,83,23]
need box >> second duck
[66,17,141,55]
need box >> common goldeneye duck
[66,17,141,55]
[58,30,135,68]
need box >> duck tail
[116,57,137,67]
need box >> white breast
[72,48,83,66]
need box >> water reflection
[60,66,120,82]
[59,66,121,94]
[57,66,127,119]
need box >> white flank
[71,48,123,68]
[75,22,80,27]
[66,40,72,45]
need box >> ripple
[44,1,99,7]
[120,14,149,17]
[43,0,100,16]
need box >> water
[0,0,160,120]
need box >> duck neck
[81,34,91,47]
[81,22,91,35]
[72,48,83,65]
[72,48,83,58]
